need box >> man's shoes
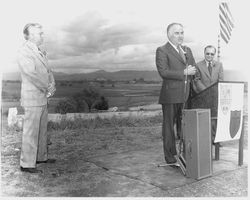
[165,156,177,164]
[20,167,43,173]
[212,142,223,147]
[218,143,223,147]
[36,159,56,164]
[48,141,52,145]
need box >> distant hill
[2,72,21,81]
[3,69,247,82]
[54,70,161,81]
[2,70,161,81]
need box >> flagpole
[217,2,220,62]
[217,34,220,62]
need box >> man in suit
[155,23,197,164]
[193,45,224,144]
[193,45,223,93]
[17,23,56,173]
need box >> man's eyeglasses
[206,53,215,56]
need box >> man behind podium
[194,45,224,145]
[194,45,223,93]
[155,23,197,164]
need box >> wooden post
[238,115,245,166]
[215,143,220,160]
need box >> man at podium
[155,23,197,164]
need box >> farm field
[1,81,161,114]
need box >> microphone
[183,46,197,75]
[183,46,188,65]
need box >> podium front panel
[183,109,212,180]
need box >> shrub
[55,98,77,114]
[55,87,109,114]
[91,96,109,111]
[73,88,100,111]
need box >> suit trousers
[162,103,183,162]
[211,119,217,143]
[20,105,48,168]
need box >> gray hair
[23,23,42,40]
[166,23,183,35]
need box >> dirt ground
[1,115,163,196]
[1,115,248,197]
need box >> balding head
[166,23,184,46]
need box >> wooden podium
[182,109,212,180]
[187,81,246,165]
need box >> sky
[1,0,249,78]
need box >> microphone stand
[177,53,189,175]
[158,47,188,176]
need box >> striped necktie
[177,45,186,63]
[208,62,212,76]
[38,48,45,57]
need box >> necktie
[208,62,212,76]
[38,48,45,57]
[177,45,186,63]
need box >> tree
[55,98,78,114]
[91,96,109,111]
[73,88,100,111]
[55,87,108,113]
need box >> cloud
[46,11,156,57]
[41,9,202,73]
[44,10,162,72]
[50,43,156,72]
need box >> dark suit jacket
[193,60,223,93]
[155,42,196,104]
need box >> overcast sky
[1,0,249,75]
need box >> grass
[1,112,248,196]
[47,115,162,131]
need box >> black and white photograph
[0,0,248,198]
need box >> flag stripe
[223,2,234,27]
[221,3,234,29]
[220,23,230,40]
[220,30,229,44]
[224,3,233,18]
[219,2,234,44]
[219,5,234,30]
[219,15,232,35]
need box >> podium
[187,81,246,165]
[182,109,212,180]
[158,81,245,177]
[188,81,220,118]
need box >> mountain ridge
[2,70,161,81]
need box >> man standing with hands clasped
[155,23,197,164]
[193,45,224,145]
[193,45,223,93]
[17,23,56,173]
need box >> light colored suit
[194,60,223,93]
[17,41,55,168]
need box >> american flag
[219,2,234,44]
